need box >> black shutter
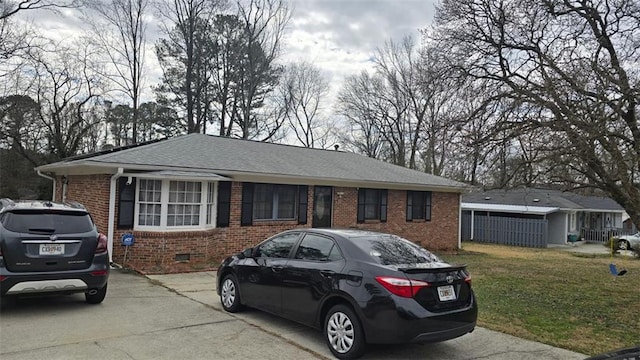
[217,182,231,227]
[425,192,432,221]
[241,183,254,226]
[117,177,136,229]
[357,188,365,223]
[406,191,413,222]
[380,189,388,223]
[298,185,308,224]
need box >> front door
[312,186,333,228]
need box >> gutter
[107,168,124,264]
[36,170,56,201]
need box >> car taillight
[96,233,108,254]
[375,276,431,298]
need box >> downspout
[36,170,56,201]
[458,193,462,249]
[108,168,124,264]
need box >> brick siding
[60,176,460,274]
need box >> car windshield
[354,234,444,266]
[1,211,94,234]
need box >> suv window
[1,211,94,234]
[294,234,343,261]
[258,232,300,258]
[354,234,443,266]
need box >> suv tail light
[96,233,108,254]
[376,276,431,298]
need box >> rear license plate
[438,285,456,301]
[39,244,64,255]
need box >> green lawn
[439,242,640,356]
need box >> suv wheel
[85,284,107,304]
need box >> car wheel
[324,304,366,359]
[85,284,107,304]
[220,274,243,313]
[618,240,630,251]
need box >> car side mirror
[242,247,254,258]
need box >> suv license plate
[40,244,64,255]
[438,285,456,301]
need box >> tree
[336,71,386,159]
[232,0,291,140]
[84,0,150,144]
[278,61,331,148]
[23,40,106,159]
[155,0,224,134]
[433,0,640,227]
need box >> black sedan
[216,229,477,359]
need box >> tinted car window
[1,211,94,234]
[295,234,343,261]
[259,232,300,258]
[354,234,443,265]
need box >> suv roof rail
[64,200,87,210]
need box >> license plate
[39,244,64,255]
[438,285,456,301]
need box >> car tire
[220,274,243,313]
[324,304,366,359]
[618,240,630,251]
[85,284,107,304]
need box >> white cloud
[10,0,437,104]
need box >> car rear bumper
[358,295,478,344]
[0,256,109,296]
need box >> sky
[15,0,438,103]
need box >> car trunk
[401,265,473,312]
[1,211,98,272]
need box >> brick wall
[63,176,460,274]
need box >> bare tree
[336,71,386,159]
[23,40,106,159]
[279,61,331,148]
[84,0,149,144]
[434,0,640,227]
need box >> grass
[439,242,640,356]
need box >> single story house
[461,188,627,248]
[35,134,468,273]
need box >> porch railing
[579,228,632,243]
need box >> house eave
[36,162,466,193]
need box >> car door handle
[272,265,284,273]
[320,270,335,278]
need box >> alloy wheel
[327,311,355,354]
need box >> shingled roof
[37,134,467,192]
[463,188,623,211]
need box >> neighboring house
[461,188,627,248]
[35,134,468,273]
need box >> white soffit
[462,202,559,215]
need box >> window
[138,179,161,226]
[253,184,298,220]
[294,234,343,262]
[258,232,300,258]
[134,179,217,230]
[406,191,432,221]
[357,188,387,223]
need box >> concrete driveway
[1,270,587,360]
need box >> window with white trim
[134,179,217,230]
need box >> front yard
[440,242,640,356]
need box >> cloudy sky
[16,0,438,102]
